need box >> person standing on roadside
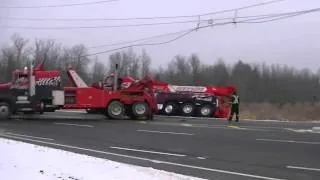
[228,91,240,123]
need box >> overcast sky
[0,0,319,71]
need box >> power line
[83,22,235,57]
[0,19,207,29]
[238,8,320,23]
[83,8,320,57]
[0,0,117,9]
[87,9,300,48]
[199,0,287,16]
[0,0,285,20]
[88,10,301,49]
[89,29,192,48]
[0,12,290,22]
[1,8,318,30]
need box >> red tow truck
[0,62,158,120]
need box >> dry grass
[239,102,320,121]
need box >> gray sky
[0,0,320,71]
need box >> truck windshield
[12,73,29,89]
[103,76,114,89]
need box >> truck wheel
[107,101,125,119]
[181,103,195,116]
[163,102,177,116]
[132,102,149,117]
[199,104,212,117]
[0,102,11,120]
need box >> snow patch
[0,138,205,180]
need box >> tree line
[1,34,319,104]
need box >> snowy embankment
[0,138,204,180]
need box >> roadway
[0,112,319,180]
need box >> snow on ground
[0,138,205,180]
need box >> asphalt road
[0,112,320,180]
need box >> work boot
[236,116,239,122]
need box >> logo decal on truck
[36,76,61,86]
[168,85,207,92]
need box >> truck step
[18,108,34,111]
[16,100,31,104]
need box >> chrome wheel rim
[134,104,147,115]
[201,106,211,116]
[183,105,193,114]
[0,105,9,118]
[165,105,173,114]
[110,104,122,116]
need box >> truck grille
[64,90,76,104]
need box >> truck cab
[11,66,62,113]
[0,63,62,119]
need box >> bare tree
[173,55,191,85]
[109,52,122,74]
[54,44,91,85]
[188,53,201,85]
[68,44,90,82]
[11,33,29,63]
[153,66,164,80]
[47,43,61,69]
[198,59,229,86]
[175,55,189,75]
[129,58,139,78]
[1,46,16,81]
[91,59,106,83]
[140,49,151,78]
[126,49,139,78]
[109,51,130,76]
[165,60,176,83]
[108,49,139,78]
[34,39,55,66]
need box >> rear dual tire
[181,103,195,116]
[163,102,178,116]
[0,102,11,120]
[107,101,125,120]
[162,102,213,117]
[107,101,151,120]
[132,102,149,117]
[163,102,195,116]
[199,104,213,117]
[181,103,213,117]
